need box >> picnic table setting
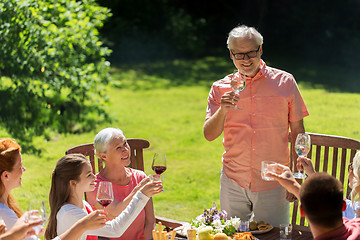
[152,202,313,240]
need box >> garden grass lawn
[8,59,360,224]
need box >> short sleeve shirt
[206,60,309,192]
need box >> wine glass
[96,181,114,209]
[152,153,167,175]
[28,200,47,235]
[230,69,246,110]
[293,133,311,179]
[152,153,166,191]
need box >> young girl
[45,153,162,240]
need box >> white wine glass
[96,181,114,209]
[28,200,47,235]
[230,69,246,110]
[293,133,311,179]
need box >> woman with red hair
[0,138,26,232]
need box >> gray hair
[227,25,263,49]
[94,128,124,158]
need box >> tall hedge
[0,0,112,150]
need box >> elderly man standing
[203,25,309,226]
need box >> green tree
[0,0,112,151]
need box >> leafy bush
[0,0,112,150]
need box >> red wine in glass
[96,181,114,209]
[97,199,113,208]
[152,153,167,175]
[152,165,167,175]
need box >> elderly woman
[86,128,155,240]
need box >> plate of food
[248,221,273,234]
[174,225,187,238]
[232,232,259,240]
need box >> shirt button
[253,131,256,133]
[252,148,255,151]
[252,96,255,98]
[253,113,256,116]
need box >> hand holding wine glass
[96,181,114,209]
[230,69,246,110]
[293,133,311,179]
[152,153,166,191]
[27,200,47,236]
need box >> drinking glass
[96,181,114,209]
[149,174,162,182]
[293,133,311,179]
[239,220,250,232]
[152,153,166,191]
[280,223,292,240]
[152,153,167,175]
[230,70,246,110]
[28,200,47,235]
[261,161,277,181]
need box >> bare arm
[203,91,238,141]
[266,164,301,200]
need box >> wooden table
[174,226,314,240]
[255,227,313,240]
[175,227,314,240]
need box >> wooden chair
[288,132,360,229]
[65,138,183,231]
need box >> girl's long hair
[45,154,89,240]
[351,151,360,216]
[0,138,23,217]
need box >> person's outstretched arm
[56,210,106,240]
[266,163,301,200]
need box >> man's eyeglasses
[348,162,353,172]
[231,46,261,60]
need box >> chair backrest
[65,138,150,174]
[289,132,360,228]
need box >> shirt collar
[246,59,266,82]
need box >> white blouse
[56,191,149,240]
[0,203,38,240]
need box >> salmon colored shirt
[87,168,147,240]
[206,60,309,192]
